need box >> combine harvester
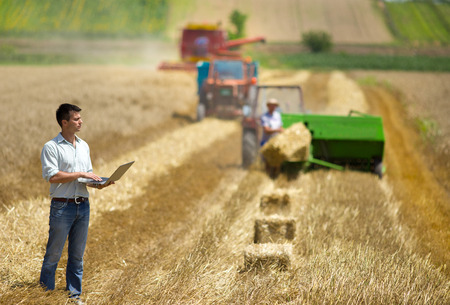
[241,86,385,178]
[158,23,265,71]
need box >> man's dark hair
[56,103,82,127]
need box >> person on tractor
[260,98,284,146]
[260,98,284,178]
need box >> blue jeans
[40,199,90,297]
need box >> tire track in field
[87,119,240,215]
[363,86,450,272]
[302,72,329,113]
[82,120,246,302]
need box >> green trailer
[281,111,385,177]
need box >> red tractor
[158,23,265,71]
[196,56,259,120]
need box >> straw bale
[260,192,290,214]
[261,122,311,167]
[254,216,296,243]
[243,243,293,271]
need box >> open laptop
[78,161,135,185]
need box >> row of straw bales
[244,191,296,271]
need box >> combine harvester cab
[158,23,265,71]
[196,56,259,120]
[241,85,385,178]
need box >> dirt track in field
[363,86,449,270]
[0,67,449,304]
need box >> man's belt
[52,197,88,204]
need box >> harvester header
[225,36,266,49]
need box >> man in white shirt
[260,98,284,146]
[40,103,112,304]
[260,98,284,177]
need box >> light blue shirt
[260,111,283,144]
[41,133,93,198]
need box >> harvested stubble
[326,71,369,115]
[261,122,311,167]
[243,243,293,271]
[260,191,291,215]
[254,215,296,243]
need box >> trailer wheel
[197,103,205,121]
[374,159,383,179]
[242,131,258,168]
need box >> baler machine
[241,85,385,178]
[280,111,385,177]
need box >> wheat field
[0,67,448,304]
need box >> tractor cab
[211,59,245,80]
[196,57,259,120]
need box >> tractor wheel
[197,103,205,122]
[242,131,258,168]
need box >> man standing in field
[40,103,112,304]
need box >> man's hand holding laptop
[87,180,114,189]
[83,172,114,189]
[79,161,134,190]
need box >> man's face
[267,103,277,113]
[63,111,82,133]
